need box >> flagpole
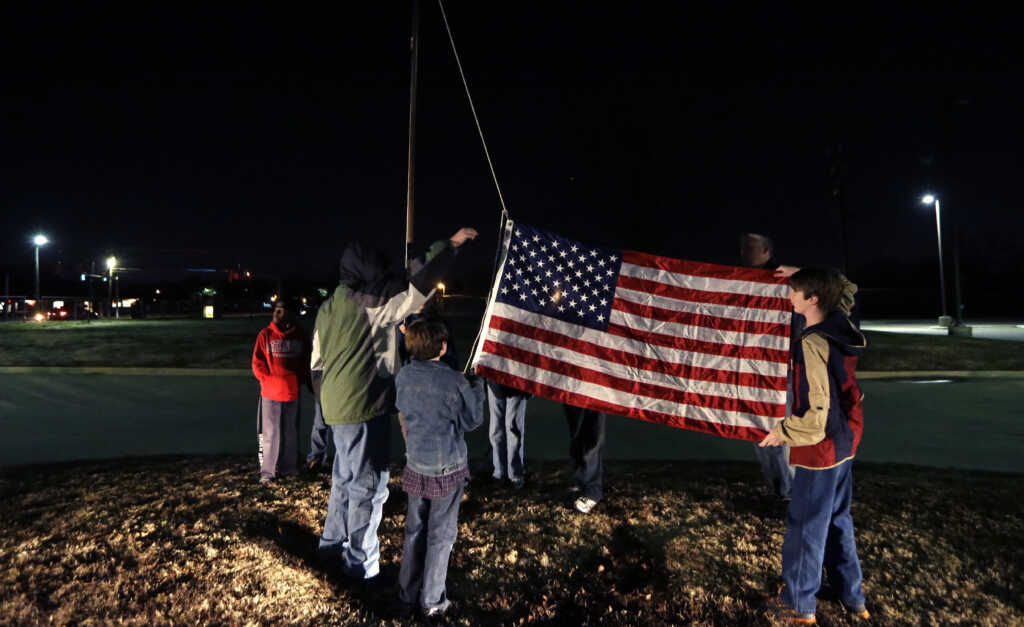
[404,0,420,269]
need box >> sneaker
[424,599,452,617]
[841,600,871,620]
[574,497,597,514]
[258,473,274,485]
[764,595,816,624]
[510,478,525,490]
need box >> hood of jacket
[803,310,867,357]
[338,242,390,289]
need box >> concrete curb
[2,367,1024,379]
[858,371,1024,379]
[0,367,251,376]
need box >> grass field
[3,310,1022,625]
[1,316,1022,371]
[1,457,1020,625]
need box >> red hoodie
[252,322,310,401]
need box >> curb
[0,367,251,376]
[857,371,1024,379]
[2,367,1024,379]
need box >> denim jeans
[754,442,794,499]
[317,413,391,579]
[259,397,299,478]
[305,400,333,465]
[757,359,795,498]
[486,381,529,481]
[564,404,605,502]
[398,483,464,611]
[781,459,865,614]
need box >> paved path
[862,318,1024,342]
[3,374,1021,473]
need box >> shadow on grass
[237,484,410,621]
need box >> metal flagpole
[405,0,420,269]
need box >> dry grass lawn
[2,457,1021,625]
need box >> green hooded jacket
[310,240,456,425]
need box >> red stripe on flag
[489,315,786,391]
[605,322,789,363]
[482,340,786,418]
[612,290,791,334]
[617,274,791,313]
[476,365,772,442]
[622,250,787,285]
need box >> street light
[921,195,949,325]
[106,256,118,319]
[32,234,49,312]
[436,282,446,298]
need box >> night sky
[3,5,1022,311]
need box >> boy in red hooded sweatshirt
[252,297,311,484]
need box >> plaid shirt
[402,465,470,499]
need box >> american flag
[470,220,792,442]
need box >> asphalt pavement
[861,318,1024,342]
[3,373,1021,473]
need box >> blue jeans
[317,413,391,579]
[754,443,794,499]
[398,483,464,611]
[306,400,333,464]
[564,405,605,502]
[487,381,529,481]
[756,362,795,498]
[781,460,865,614]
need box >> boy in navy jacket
[761,267,870,624]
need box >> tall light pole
[921,195,949,325]
[106,256,117,320]
[33,235,48,310]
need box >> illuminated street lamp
[436,282,446,298]
[921,195,949,325]
[106,256,118,319]
[32,234,49,309]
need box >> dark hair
[404,318,449,361]
[740,232,774,252]
[789,267,843,313]
[273,297,296,311]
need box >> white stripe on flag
[620,262,792,299]
[609,307,791,351]
[488,302,788,376]
[489,327,786,403]
[615,286,791,325]
[477,355,781,431]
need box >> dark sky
[3,5,1022,300]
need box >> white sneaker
[425,599,452,617]
[574,496,597,514]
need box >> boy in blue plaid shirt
[394,319,485,618]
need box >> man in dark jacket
[740,232,796,501]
